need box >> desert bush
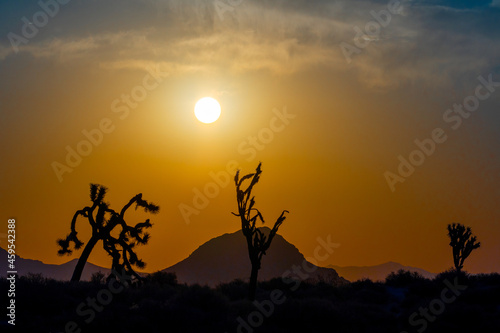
[90,271,106,284]
[434,268,470,285]
[385,269,428,287]
[216,278,248,301]
[20,272,47,285]
[144,271,178,286]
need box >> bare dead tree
[233,162,288,300]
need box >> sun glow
[194,97,221,124]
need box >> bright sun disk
[194,97,221,124]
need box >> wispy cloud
[1,0,499,88]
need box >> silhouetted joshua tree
[57,184,159,282]
[233,162,288,300]
[447,223,481,273]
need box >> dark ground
[1,270,499,333]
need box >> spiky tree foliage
[57,184,159,282]
[447,223,481,273]
[233,162,288,300]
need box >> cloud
[1,0,499,89]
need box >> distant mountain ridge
[163,227,347,286]
[1,233,436,285]
[328,261,436,282]
[0,247,110,280]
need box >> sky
[1,0,499,275]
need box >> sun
[194,97,221,124]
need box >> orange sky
[1,0,499,275]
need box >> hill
[0,247,110,280]
[163,227,347,286]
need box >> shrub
[434,268,470,285]
[21,272,47,285]
[216,279,248,301]
[90,271,106,285]
[385,269,427,287]
[144,271,178,286]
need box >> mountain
[163,227,347,286]
[328,261,436,282]
[3,233,435,285]
[0,247,110,280]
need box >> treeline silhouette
[1,270,499,332]
[56,164,483,303]
[32,162,493,332]
[57,163,289,301]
